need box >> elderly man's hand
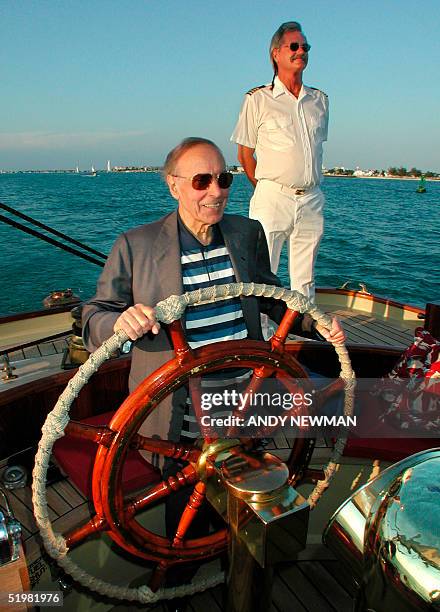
[315,317,346,345]
[114,304,161,341]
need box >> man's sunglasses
[172,172,234,191]
[285,42,311,53]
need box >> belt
[280,184,316,196]
[259,180,319,196]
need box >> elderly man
[82,136,343,597]
[83,137,342,445]
[231,21,328,301]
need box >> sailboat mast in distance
[107,160,111,172]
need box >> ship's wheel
[32,282,355,602]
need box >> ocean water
[0,173,439,315]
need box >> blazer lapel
[153,211,183,300]
[220,216,251,283]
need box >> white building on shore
[353,166,374,177]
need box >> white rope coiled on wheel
[32,282,355,601]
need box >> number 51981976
[2,591,63,606]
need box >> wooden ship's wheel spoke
[168,319,193,363]
[313,378,346,409]
[148,561,169,592]
[147,479,210,591]
[125,464,199,519]
[172,480,207,547]
[62,420,115,446]
[130,434,201,463]
[64,514,108,548]
[64,465,204,548]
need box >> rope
[32,282,355,601]
[0,214,105,267]
[0,201,107,260]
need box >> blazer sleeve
[82,233,134,351]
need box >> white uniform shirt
[231,76,329,189]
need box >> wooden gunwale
[316,287,424,316]
[0,355,130,405]
[0,302,79,324]
[0,311,75,354]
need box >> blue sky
[2,0,440,171]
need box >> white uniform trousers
[249,179,324,301]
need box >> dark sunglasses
[172,171,233,191]
[286,42,311,53]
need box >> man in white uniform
[231,21,328,301]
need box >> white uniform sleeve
[322,95,329,142]
[230,94,258,148]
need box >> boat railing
[1,330,73,361]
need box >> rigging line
[0,214,105,267]
[0,201,107,260]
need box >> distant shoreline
[1,170,439,181]
[323,174,439,181]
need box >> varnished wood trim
[0,303,79,324]
[0,355,131,406]
[316,288,425,315]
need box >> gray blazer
[82,211,284,442]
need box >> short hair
[163,137,225,176]
[269,21,303,72]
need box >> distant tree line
[113,166,162,172]
[325,167,439,178]
[386,167,439,178]
[326,168,355,175]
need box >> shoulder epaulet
[246,85,265,96]
[310,87,328,97]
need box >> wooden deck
[329,308,416,348]
[6,336,69,363]
[137,558,356,612]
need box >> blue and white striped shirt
[178,217,250,439]
[180,221,247,348]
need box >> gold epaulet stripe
[246,85,265,96]
[310,87,328,97]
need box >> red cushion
[391,328,440,379]
[344,328,440,462]
[53,411,161,498]
[378,328,440,432]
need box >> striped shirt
[178,217,250,439]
